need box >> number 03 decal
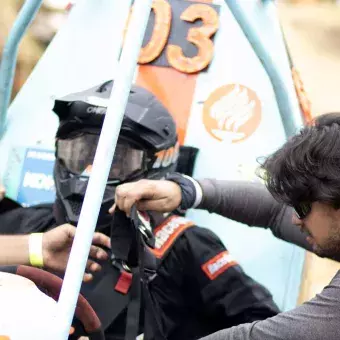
[135,0,219,74]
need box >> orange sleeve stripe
[151,216,194,258]
[201,250,238,280]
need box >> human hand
[42,224,111,282]
[110,179,182,216]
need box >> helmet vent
[163,126,170,135]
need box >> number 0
[139,0,172,64]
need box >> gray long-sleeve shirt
[196,179,340,340]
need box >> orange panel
[136,0,213,145]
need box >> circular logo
[202,84,262,143]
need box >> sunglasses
[293,202,312,220]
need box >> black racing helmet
[53,80,179,184]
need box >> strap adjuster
[115,270,133,294]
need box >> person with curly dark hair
[113,112,340,340]
[261,112,340,262]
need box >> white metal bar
[52,0,153,338]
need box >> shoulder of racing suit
[0,203,56,234]
[150,214,195,261]
[150,214,234,279]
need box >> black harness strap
[83,263,131,331]
[123,206,142,340]
[118,206,167,340]
[54,201,194,340]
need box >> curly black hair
[258,112,340,209]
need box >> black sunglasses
[293,203,312,220]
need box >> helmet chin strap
[53,195,115,233]
[53,161,116,232]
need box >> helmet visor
[57,134,144,182]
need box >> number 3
[136,0,219,74]
[167,4,219,74]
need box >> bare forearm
[0,236,30,266]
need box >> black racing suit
[0,204,279,340]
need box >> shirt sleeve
[196,179,313,252]
[199,270,340,340]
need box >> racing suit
[0,202,279,340]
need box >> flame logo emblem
[203,84,262,142]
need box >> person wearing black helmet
[0,80,279,340]
[52,80,179,231]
